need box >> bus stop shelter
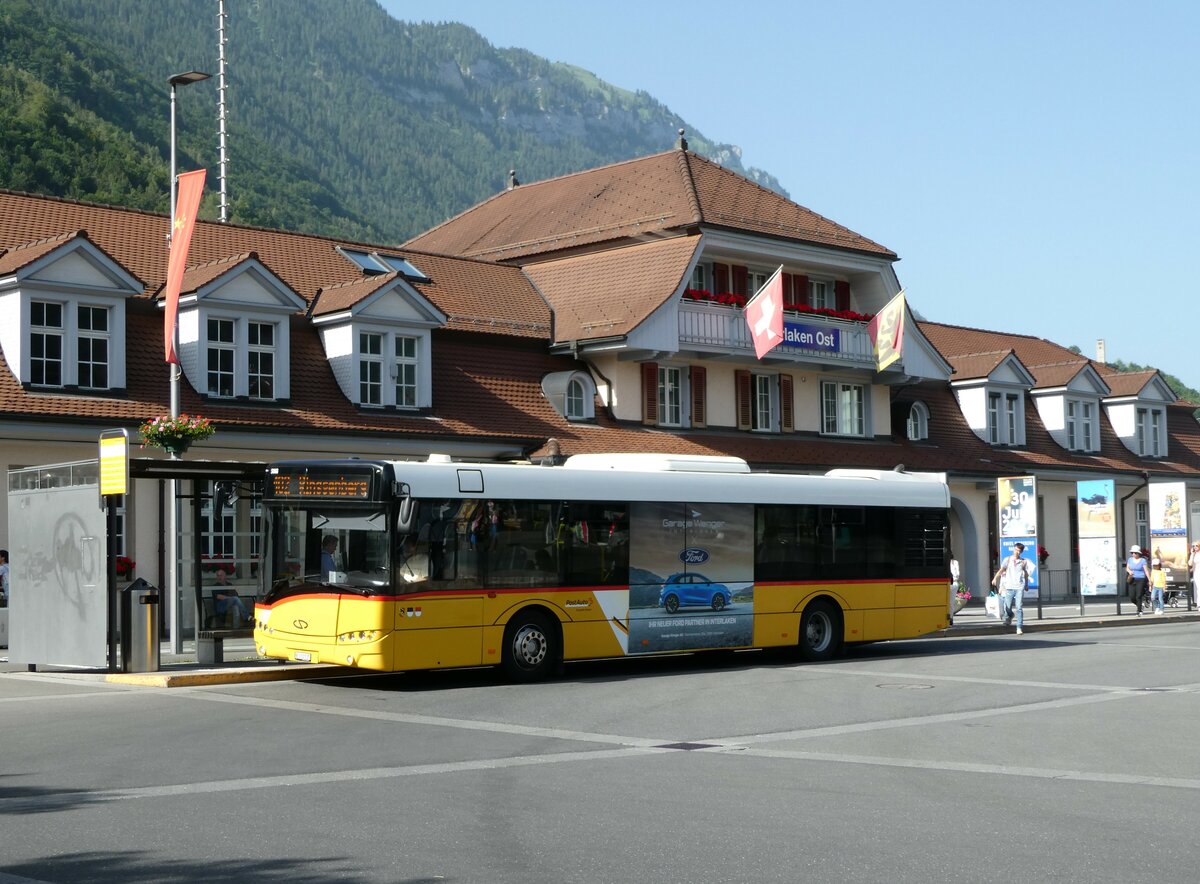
[6,457,266,670]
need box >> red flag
[164,169,206,364]
[866,290,906,371]
[744,266,784,360]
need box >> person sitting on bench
[212,567,252,626]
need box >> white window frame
[566,378,586,420]
[206,317,236,398]
[658,366,682,427]
[359,331,384,406]
[76,304,110,390]
[907,401,929,441]
[809,279,835,310]
[821,380,865,437]
[747,270,770,298]
[1136,501,1149,551]
[987,390,1022,446]
[751,373,776,432]
[1066,398,1097,452]
[1136,406,1165,457]
[689,264,707,291]
[393,335,418,408]
[247,321,275,400]
[30,299,65,387]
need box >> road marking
[0,747,668,812]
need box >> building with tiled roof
[4,141,1200,645]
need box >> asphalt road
[2,623,1200,883]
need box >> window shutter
[735,370,752,431]
[782,273,794,303]
[689,366,707,428]
[732,265,749,296]
[713,263,730,294]
[780,375,794,433]
[641,362,658,425]
[835,280,851,312]
[795,275,810,307]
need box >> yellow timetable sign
[99,430,129,497]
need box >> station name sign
[783,322,839,352]
[269,472,371,500]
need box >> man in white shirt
[0,548,9,605]
[995,542,1032,634]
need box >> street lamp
[167,70,210,655]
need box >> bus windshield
[264,503,391,598]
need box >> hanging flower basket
[953,585,972,613]
[115,555,136,579]
[139,414,215,457]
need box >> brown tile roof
[1024,360,1095,390]
[311,274,395,316]
[1096,367,1159,397]
[404,150,895,261]
[524,237,699,344]
[941,349,1014,381]
[0,190,549,338]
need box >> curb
[105,662,349,688]
[943,611,1200,638]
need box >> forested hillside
[4,0,783,244]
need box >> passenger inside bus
[397,534,429,583]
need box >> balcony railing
[678,301,875,367]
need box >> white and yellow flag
[866,290,906,371]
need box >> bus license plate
[294,651,313,663]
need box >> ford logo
[293,619,309,630]
[679,548,709,565]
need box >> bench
[197,593,257,665]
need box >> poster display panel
[625,501,755,653]
[1149,482,1188,577]
[1078,536,1118,596]
[999,536,1039,597]
[1077,479,1116,596]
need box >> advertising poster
[998,476,1037,538]
[1149,483,1188,576]
[999,536,1038,597]
[624,501,755,653]
[1076,479,1115,539]
[1078,536,1118,596]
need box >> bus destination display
[270,472,371,500]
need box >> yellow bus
[254,454,950,679]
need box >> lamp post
[167,70,210,653]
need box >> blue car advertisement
[625,502,755,652]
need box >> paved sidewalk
[948,596,1200,636]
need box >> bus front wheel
[799,599,842,662]
[502,611,558,681]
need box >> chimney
[507,169,519,191]
[676,128,688,150]
[1096,339,1107,363]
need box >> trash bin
[121,578,160,672]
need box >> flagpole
[166,71,210,654]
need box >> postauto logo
[679,548,709,565]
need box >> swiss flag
[164,168,206,364]
[744,266,784,360]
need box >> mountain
[4,0,786,244]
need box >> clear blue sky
[382,0,1199,386]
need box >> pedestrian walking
[948,549,960,622]
[1189,542,1200,609]
[1126,545,1151,616]
[995,542,1032,634]
[1150,558,1167,614]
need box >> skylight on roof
[338,247,428,281]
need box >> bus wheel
[502,611,557,681]
[711,594,726,612]
[663,594,680,614]
[799,599,842,662]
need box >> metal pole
[167,79,182,652]
[218,0,229,222]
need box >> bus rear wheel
[502,611,558,681]
[799,599,842,662]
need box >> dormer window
[1066,398,1096,452]
[906,401,930,441]
[542,370,597,422]
[1137,407,1165,457]
[207,318,235,398]
[28,300,120,391]
[353,329,423,410]
[988,391,1022,445]
[248,321,275,399]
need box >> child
[1150,558,1167,614]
